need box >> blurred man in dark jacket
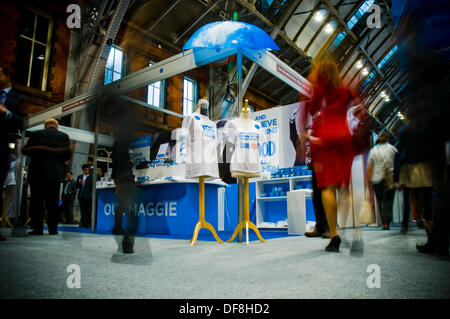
[22,118,72,235]
[0,65,27,241]
[76,164,93,228]
[61,171,77,224]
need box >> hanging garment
[224,118,265,174]
[182,113,219,179]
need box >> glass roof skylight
[377,45,398,69]
[347,0,375,30]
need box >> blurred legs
[322,186,338,238]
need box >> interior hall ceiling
[119,0,404,135]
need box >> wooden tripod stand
[227,177,265,245]
[190,176,224,246]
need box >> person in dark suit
[22,118,72,235]
[61,171,77,224]
[76,164,93,228]
[0,65,27,241]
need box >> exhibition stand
[24,20,320,242]
[96,179,227,236]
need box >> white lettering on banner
[145,202,178,217]
[62,95,95,113]
[169,202,177,216]
[103,201,178,217]
[104,203,116,216]
[138,203,146,216]
[156,203,164,216]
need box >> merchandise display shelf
[257,196,287,201]
[255,174,313,229]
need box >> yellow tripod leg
[190,221,225,245]
[190,222,201,246]
[248,221,266,243]
[203,221,225,244]
[226,222,246,243]
[246,221,249,246]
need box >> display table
[96,179,227,236]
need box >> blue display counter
[96,180,228,236]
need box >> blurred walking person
[0,64,26,241]
[394,122,433,236]
[390,0,450,257]
[296,94,329,238]
[4,153,19,222]
[300,59,358,252]
[22,118,72,235]
[77,164,93,228]
[61,171,76,224]
[366,132,397,230]
[111,131,137,253]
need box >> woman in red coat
[301,59,356,252]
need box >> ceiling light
[37,55,45,60]
[385,96,390,102]
[361,67,369,76]
[380,91,386,97]
[325,21,336,33]
[355,60,364,69]
[314,9,327,22]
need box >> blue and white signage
[252,108,281,173]
[130,135,152,164]
[251,103,306,172]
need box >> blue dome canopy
[183,21,280,51]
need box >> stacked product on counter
[259,166,312,198]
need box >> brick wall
[0,1,70,116]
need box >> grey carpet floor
[0,226,449,299]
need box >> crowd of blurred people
[297,0,449,259]
[1,0,448,259]
[0,58,136,254]
[298,56,448,258]
[0,64,96,237]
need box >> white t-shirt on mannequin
[182,112,219,179]
[224,117,265,175]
